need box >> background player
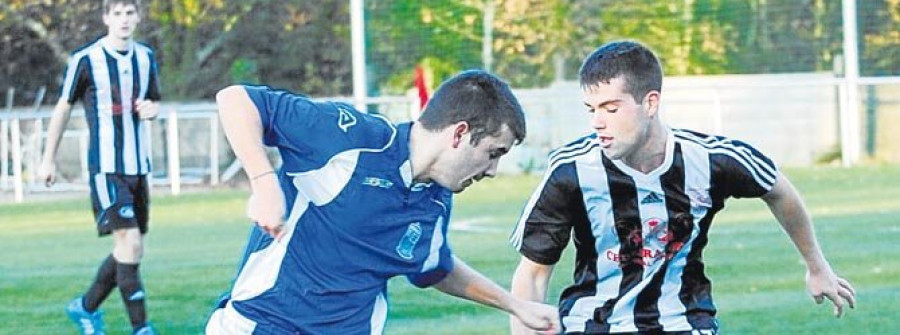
[509,41,855,334]
[38,1,160,334]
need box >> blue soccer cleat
[133,323,157,335]
[65,297,106,335]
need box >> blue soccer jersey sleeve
[406,209,455,288]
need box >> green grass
[1,165,899,334]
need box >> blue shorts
[89,173,150,236]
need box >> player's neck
[407,122,435,184]
[105,35,133,51]
[622,124,668,174]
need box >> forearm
[434,256,517,313]
[41,100,73,162]
[510,258,553,334]
[216,86,274,182]
[764,175,830,273]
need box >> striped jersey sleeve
[674,129,778,198]
[510,135,595,265]
[59,52,92,104]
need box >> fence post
[2,88,13,190]
[209,113,219,186]
[11,112,23,202]
[166,108,181,195]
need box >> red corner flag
[414,65,429,110]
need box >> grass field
[1,165,899,334]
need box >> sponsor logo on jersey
[396,222,422,260]
[362,177,393,189]
[118,205,135,219]
[641,192,663,204]
[337,107,357,132]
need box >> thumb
[814,294,824,304]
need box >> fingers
[823,290,844,317]
[837,278,856,310]
[44,173,56,188]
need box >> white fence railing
[3,74,900,203]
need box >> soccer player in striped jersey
[509,41,856,334]
[38,1,160,334]
[206,70,560,334]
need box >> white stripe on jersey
[421,202,446,272]
[136,47,152,173]
[656,139,712,331]
[563,144,619,333]
[370,292,387,335]
[230,120,397,303]
[87,46,117,173]
[114,49,138,175]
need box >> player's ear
[452,121,469,148]
[643,91,661,118]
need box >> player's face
[583,77,653,161]
[433,124,515,193]
[103,4,140,41]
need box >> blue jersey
[60,37,161,175]
[215,86,455,334]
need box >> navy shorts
[89,173,150,236]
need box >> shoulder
[546,133,600,171]
[68,38,103,62]
[330,102,398,150]
[672,128,763,155]
[134,42,156,55]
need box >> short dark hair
[578,41,662,103]
[418,70,526,146]
[103,0,141,13]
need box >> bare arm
[762,173,856,317]
[510,257,555,334]
[433,256,560,334]
[38,99,74,187]
[216,85,285,238]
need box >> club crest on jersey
[396,222,422,260]
[337,107,357,132]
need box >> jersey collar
[397,122,432,191]
[101,37,134,61]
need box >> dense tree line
[1,0,898,105]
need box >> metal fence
[3,74,900,203]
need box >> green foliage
[1,166,899,333]
[1,0,899,103]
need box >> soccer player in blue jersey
[38,1,159,334]
[206,70,561,334]
[509,41,856,334]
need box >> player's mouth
[598,135,614,148]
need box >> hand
[246,173,286,240]
[512,300,561,334]
[37,159,57,187]
[806,268,856,318]
[135,99,159,120]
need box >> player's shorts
[89,173,150,236]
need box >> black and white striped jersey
[510,128,778,334]
[60,37,161,175]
